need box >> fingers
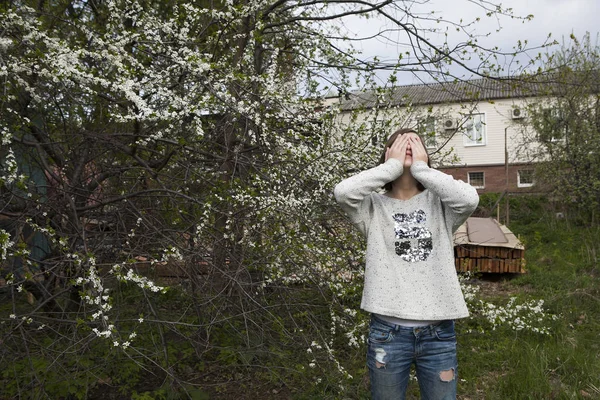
[388,134,409,163]
[385,133,428,165]
[392,134,409,153]
[409,136,428,164]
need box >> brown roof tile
[338,76,557,111]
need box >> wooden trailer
[454,217,525,274]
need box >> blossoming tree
[0,0,547,396]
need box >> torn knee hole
[374,348,387,369]
[439,368,455,382]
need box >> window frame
[365,120,388,147]
[418,116,437,150]
[468,171,485,189]
[517,169,535,188]
[463,113,487,147]
[539,108,567,144]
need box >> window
[418,116,437,149]
[518,169,535,188]
[365,120,388,146]
[463,113,486,146]
[539,108,567,143]
[468,172,485,189]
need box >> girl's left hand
[410,136,429,164]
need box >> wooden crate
[455,245,525,273]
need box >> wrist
[410,160,428,169]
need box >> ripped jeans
[367,315,458,400]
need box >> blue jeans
[367,315,458,400]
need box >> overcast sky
[333,0,600,86]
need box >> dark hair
[379,128,432,192]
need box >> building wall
[440,164,539,193]
[335,97,538,164]
[437,97,541,166]
[332,94,544,193]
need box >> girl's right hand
[385,133,409,163]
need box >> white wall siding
[334,96,540,168]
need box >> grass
[2,200,600,399]
[451,214,600,400]
[293,208,600,399]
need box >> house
[326,77,552,193]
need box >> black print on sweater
[392,209,433,262]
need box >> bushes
[475,192,553,225]
[3,188,600,398]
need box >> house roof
[336,74,582,111]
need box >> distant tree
[519,33,600,223]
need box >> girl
[334,129,479,399]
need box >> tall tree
[518,33,600,223]
[0,0,546,396]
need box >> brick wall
[440,164,540,193]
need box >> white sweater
[334,159,479,320]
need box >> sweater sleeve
[334,159,404,230]
[410,161,479,232]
